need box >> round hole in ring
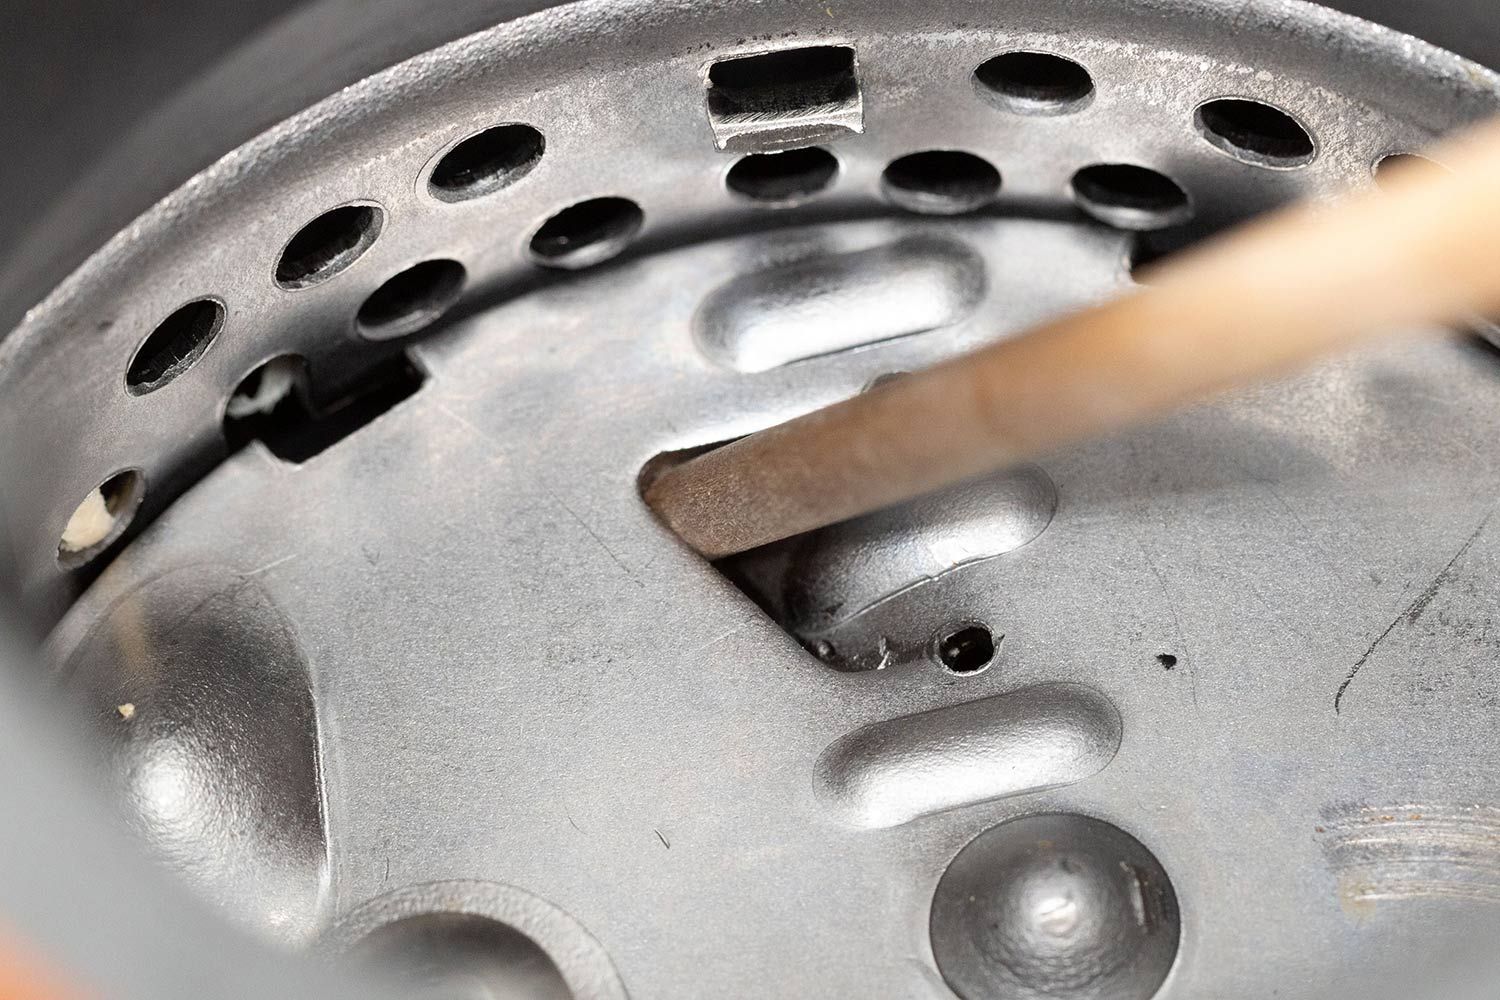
[355,259,467,341]
[528,197,645,270]
[125,298,225,396]
[351,910,574,1000]
[934,623,996,674]
[725,147,840,204]
[881,150,1001,215]
[973,51,1094,115]
[1070,164,1193,230]
[275,204,383,290]
[930,813,1180,1000]
[428,123,545,202]
[57,470,145,570]
[1373,152,1445,191]
[1194,98,1316,168]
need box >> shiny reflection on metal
[814,684,1121,828]
[1319,803,1500,906]
[0,617,396,1000]
[353,913,573,1000]
[328,881,628,1000]
[722,464,1057,666]
[693,235,985,371]
[56,563,329,945]
[931,813,1180,1000]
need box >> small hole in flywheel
[881,150,1001,215]
[1194,98,1315,168]
[1071,164,1192,230]
[356,259,466,340]
[1156,653,1178,670]
[935,624,996,674]
[275,204,382,289]
[973,51,1094,114]
[429,123,545,201]
[528,197,645,269]
[726,147,840,203]
[125,298,225,395]
[57,470,145,570]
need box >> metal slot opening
[223,353,425,464]
[705,45,862,152]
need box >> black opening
[974,51,1094,112]
[356,259,466,339]
[429,123,545,201]
[1073,165,1189,215]
[725,147,840,202]
[1072,164,1192,231]
[707,46,858,120]
[1156,653,1178,669]
[276,204,382,289]
[125,298,224,395]
[1195,99,1315,166]
[937,625,996,674]
[224,353,425,464]
[882,150,1001,214]
[528,197,644,269]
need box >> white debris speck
[60,489,115,553]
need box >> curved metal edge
[323,879,631,1000]
[3,0,1500,346]
[0,611,397,1000]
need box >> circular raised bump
[930,813,1180,1000]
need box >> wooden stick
[645,119,1500,559]
[0,927,85,1000]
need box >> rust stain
[1318,803,1500,913]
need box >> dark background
[0,0,1496,259]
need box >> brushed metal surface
[4,2,1500,998]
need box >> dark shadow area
[224,352,425,463]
